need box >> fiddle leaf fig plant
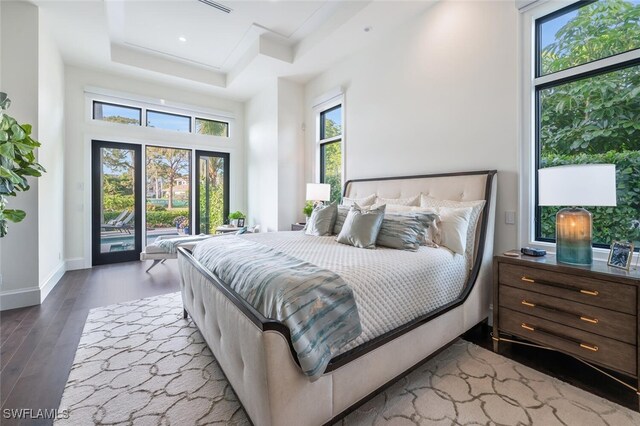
[0,92,45,237]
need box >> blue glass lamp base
[556,207,593,266]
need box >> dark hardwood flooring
[0,260,180,425]
[0,260,635,425]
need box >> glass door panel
[196,151,229,234]
[145,146,191,242]
[92,141,142,265]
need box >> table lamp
[538,164,616,265]
[306,183,331,207]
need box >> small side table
[215,226,241,234]
[291,223,305,231]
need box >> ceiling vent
[197,0,232,14]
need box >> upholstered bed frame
[177,170,497,426]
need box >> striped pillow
[376,212,438,251]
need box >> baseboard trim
[66,258,88,271]
[40,261,66,303]
[0,286,41,311]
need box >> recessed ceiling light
[178,36,187,42]
[364,26,373,33]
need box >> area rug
[57,292,640,425]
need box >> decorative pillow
[342,194,376,207]
[371,205,440,246]
[420,195,486,259]
[333,205,351,235]
[374,194,420,207]
[377,212,438,251]
[432,207,472,255]
[305,202,338,236]
[336,204,386,249]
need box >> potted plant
[0,93,45,237]
[302,201,314,223]
[174,215,187,230]
[228,211,245,227]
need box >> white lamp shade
[538,164,617,207]
[306,183,331,201]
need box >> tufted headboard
[343,170,497,280]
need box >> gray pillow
[336,204,386,249]
[305,202,338,236]
[377,212,439,251]
[333,205,350,235]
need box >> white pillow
[420,195,486,259]
[374,194,420,207]
[342,194,376,207]
[434,207,472,255]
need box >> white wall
[277,79,305,228]
[0,1,41,308]
[38,11,66,298]
[64,66,246,269]
[245,78,305,232]
[245,82,278,231]
[304,0,519,254]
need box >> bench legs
[183,308,188,319]
[145,259,161,272]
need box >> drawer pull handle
[521,276,599,297]
[580,343,599,352]
[580,316,599,324]
[521,323,535,331]
[521,300,536,307]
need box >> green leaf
[4,209,26,223]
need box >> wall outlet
[505,210,516,225]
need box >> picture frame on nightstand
[608,241,634,270]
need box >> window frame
[520,0,640,261]
[195,117,230,137]
[92,100,142,126]
[315,97,345,197]
[146,109,192,133]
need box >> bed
[177,170,497,425]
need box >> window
[195,118,229,137]
[90,97,231,137]
[319,104,343,203]
[534,0,640,249]
[93,101,141,125]
[146,110,191,132]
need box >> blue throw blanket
[192,236,362,380]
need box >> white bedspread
[236,231,469,354]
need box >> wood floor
[0,260,180,425]
[1,259,636,425]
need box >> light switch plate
[505,211,516,225]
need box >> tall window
[534,0,640,249]
[319,104,343,203]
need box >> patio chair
[103,209,128,226]
[102,212,135,234]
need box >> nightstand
[493,254,640,406]
[291,223,305,231]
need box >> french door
[92,141,142,265]
[195,150,229,234]
[92,142,229,265]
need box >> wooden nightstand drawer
[499,285,636,345]
[500,307,636,376]
[499,263,636,315]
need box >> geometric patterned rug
[56,292,640,425]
